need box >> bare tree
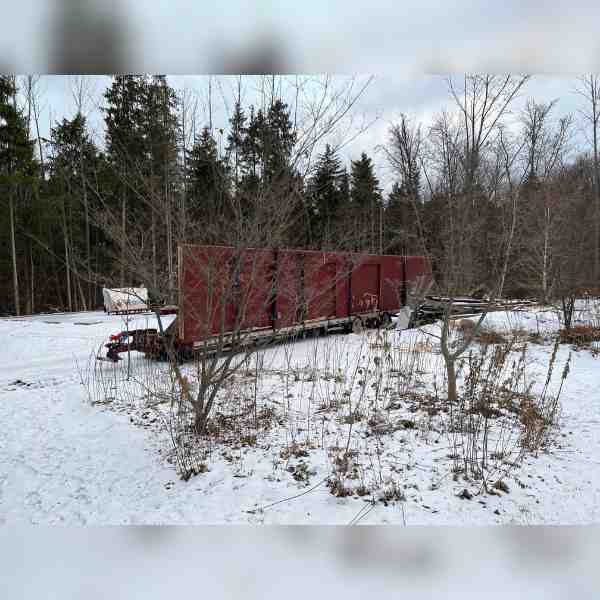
[381,114,428,256]
[447,74,530,197]
[71,76,96,309]
[89,76,376,441]
[425,110,466,291]
[496,125,527,296]
[518,101,572,301]
[7,76,21,316]
[384,114,422,198]
[575,75,600,282]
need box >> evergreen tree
[225,100,246,187]
[46,113,101,311]
[187,126,230,233]
[263,99,296,183]
[103,75,147,285]
[385,181,418,253]
[238,99,297,192]
[142,75,181,295]
[339,167,351,205]
[103,75,181,292]
[350,152,381,251]
[350,152,381,207]
[144,75,180,183]
[239,106,264,193]
[0,76,37,315]
[307,144,344,247]
[104,75,147,176]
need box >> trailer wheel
[381,312,393,328]
[351,316,363,334]
[364,316,381,329]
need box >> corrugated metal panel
[178,244,432,344]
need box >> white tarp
[102,287,149,313]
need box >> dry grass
[473,327,508,345]
[559,324,600,348]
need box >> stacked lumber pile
[410,296,537,326]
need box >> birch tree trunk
[542,203,550,303]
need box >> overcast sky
[4,1,599,191]
[4,1,600,73]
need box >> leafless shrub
[472,327,508,345]
[438,334,571,492]
[559,323,600,348]
[378,480,406,504]
[519,340,571,453]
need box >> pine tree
[385,181,418,253]
[339,167,350,205]
[104,75,147,174]
[263,99,296,183]
[239,106,264,194]
[225,100,246,187]
[103,75,181,294]
[238,99,297,193]
[350,152,382,252]
[0,76,37,315]
[103,75,147,285]
[144,76,181,291]
[187,126,230,235]
[46,113,100,311]
[307,144,344,247]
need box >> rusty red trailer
[104,244,432,361]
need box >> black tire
[381,312,393,328]
[351,316,364,333]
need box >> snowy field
[1,303,599,525]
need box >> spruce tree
[142,75,181,295]
[0,76,37,315]
[307,144,344,247]
[350,152,382,251]
[386,181,417,253]
[263,99,296,183]
[225,100,246,187]
[46,113,101,311]
[187,126,230,234]
[238,99,297,192]
[103,75,147,285]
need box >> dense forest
[1,74,599,315]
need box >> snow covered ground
[1,304,599,524]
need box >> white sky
[4,2,599,192]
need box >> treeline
[1,74,599,315]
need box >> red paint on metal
[177,244,432,344]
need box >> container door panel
[305,255,337,321]
[380,256,404,311]
[274,250,301,328]
[238,249,274,330]
[351,263,380,313]
[179,245,234,343]
[405,256,433,296]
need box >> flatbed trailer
[104,244,433,362]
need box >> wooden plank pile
[410,296,538,326]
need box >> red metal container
[106,244,432,361]
[177,244,432,346]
